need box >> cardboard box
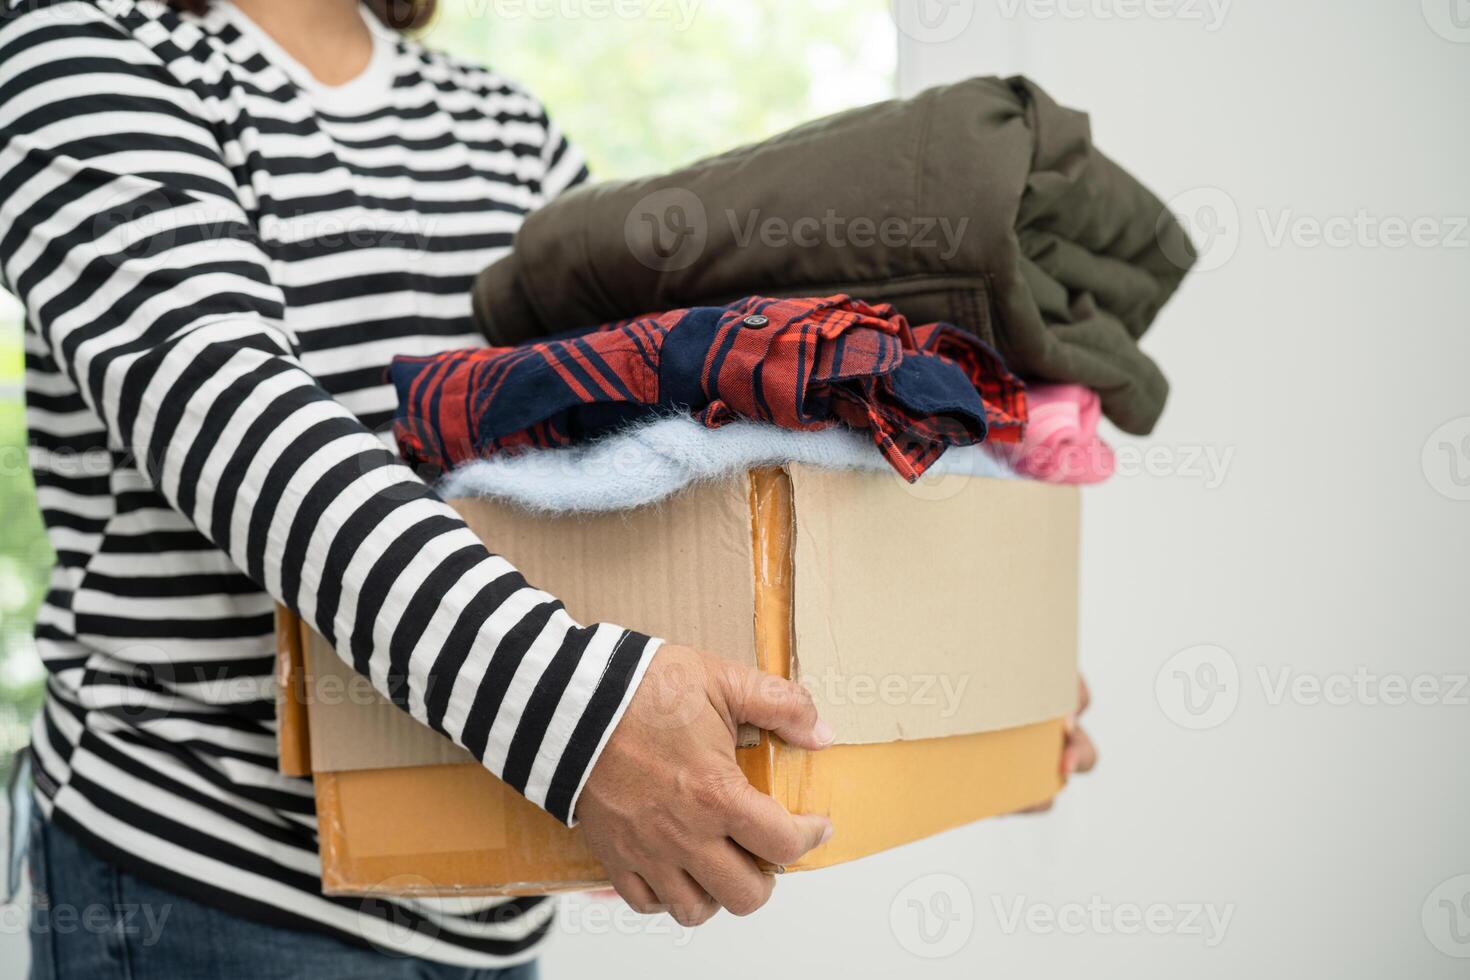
[277,465,1080,897]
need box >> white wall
[545,2,1470,977]
[6,2,1468,977]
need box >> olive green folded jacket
[473,76,1196,434]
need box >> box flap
[305,479,759,773]
[788,465,1079,744]
[315,763,605,897]
[314,718,1066,897]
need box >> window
[0,5,896,773]
[426,0,896,178]
[0,290,46,771]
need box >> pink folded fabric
[993,383,1116,484]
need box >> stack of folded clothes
[390,75,1193,513]
[391,294,1028,511]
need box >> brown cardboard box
[277,465,1080,897]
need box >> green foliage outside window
[426,0,896,179]
[1,303,50,777]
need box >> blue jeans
[25,809,538,980]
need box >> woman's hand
[1061,675,1098,777]
[1021,675,1097,814]
[576,644,835,926]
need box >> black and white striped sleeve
[508,81,588,201]
[0,15,657,824]
[539,112,588,202]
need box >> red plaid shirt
[392,295,1027,482]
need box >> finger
[1076,676,1091,716]
[609,871,659,915]
[719,662,832,750]
[724,780,833,867]
[1065,728,1098,775]
[687,840,775,917]
[643,868,718,928]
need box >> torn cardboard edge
[274,606,311,779]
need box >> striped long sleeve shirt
[0,0,659,965]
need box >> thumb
[717,661,834,750]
